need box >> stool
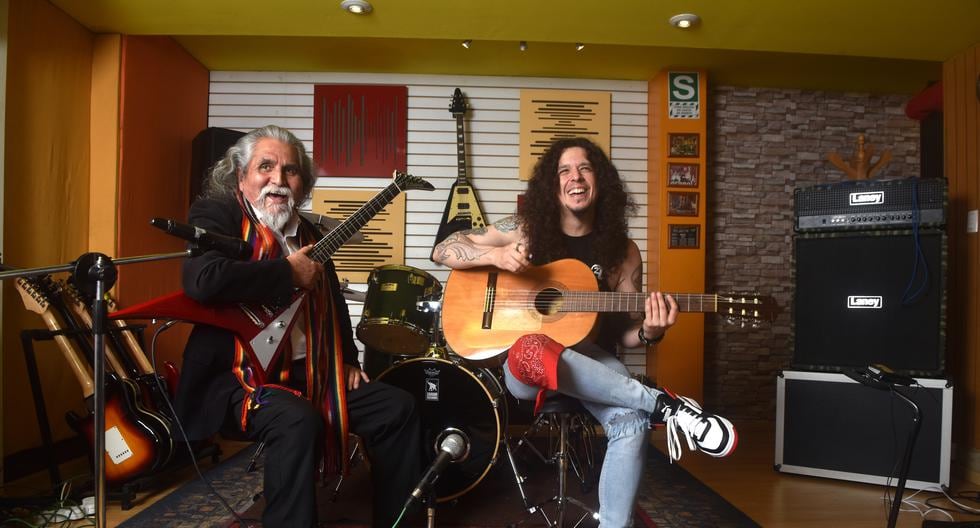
[514,394,600,527]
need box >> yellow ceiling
[50,0,980,94]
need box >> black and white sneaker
[658,391,737,462]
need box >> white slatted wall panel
[208,71,650,374]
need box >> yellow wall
[3,0,93,454]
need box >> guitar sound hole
[534,288,563,315]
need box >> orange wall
[3,0,94,455]
[3,23,208,460]
[647,70,709,400]
[114,36,209,369]
[943,45,980,453]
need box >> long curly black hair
[518,137,636,274]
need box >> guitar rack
[20,325,221,510]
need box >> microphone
[151,218,252,259]
[404,432,467,508]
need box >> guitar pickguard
[249,295,305,371]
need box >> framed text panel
[519,89,610,181]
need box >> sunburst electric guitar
[111,171,433,382]
[441,259,775,363]
[431,88,486,258]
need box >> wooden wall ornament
[827,134,892,180]
[311,188,407,283]
[313,84,408,177]
[519,89,611,180]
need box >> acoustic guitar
[431,88,487,257]
[441,259,775,363]
[15,275,164,484]
[111,171,433,383]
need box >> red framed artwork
[313,85,407,177]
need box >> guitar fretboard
[556,292,721,314]
[455,112,467,185]
[310,181,402,261]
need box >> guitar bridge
[482,272,497,329]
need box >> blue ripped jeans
[503,342,663,528]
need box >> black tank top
[561,233,621,351]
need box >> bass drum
[377,357,505,502]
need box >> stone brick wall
[703,86,921,420]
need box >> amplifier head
[794,177,946,232]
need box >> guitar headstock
[62,279,117,312]
[15,276,52,315]
[449,88,467,117]
[716,293,777,328]
[393,170,435,192]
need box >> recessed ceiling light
[462,39,472,49]
[575,43,585,51]
[669,13,700,29]
[519,41,527,51]
[340,0,372,15]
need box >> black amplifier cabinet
[794,177,946,232]
[776,370,952,490]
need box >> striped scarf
[231,196,350,475]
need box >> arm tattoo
[494,216,518,233]
[433,232,492,263]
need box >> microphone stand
[886,387,921,528]
[843,369,921,528]
[0,249,193,528]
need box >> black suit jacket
[174,197,359,440]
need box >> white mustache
[258,185,293,203]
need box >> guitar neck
[15,279,95,397]
[455,113,468,185]
[308,180,402,262]
[559,292,722,314]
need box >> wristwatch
[638,327,664,346]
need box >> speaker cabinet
[190,127,245,204]
[776,370,951,490]
[794,229,945,376]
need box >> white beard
[250,184,296,232]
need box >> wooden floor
[648,421,980,528]
[12,421,980,527]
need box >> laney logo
[849,191,884,206]
[847,296,883,309]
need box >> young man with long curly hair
[433,137,736,528]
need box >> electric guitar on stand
[15,276,164,484]
[431,88,487,258]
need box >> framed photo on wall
[668,224,700,249]
[667,191,699,217]
[667,162,699,187]
[668,133,700,158]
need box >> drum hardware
[339,278,367,303]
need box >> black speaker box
[776,370,951,489]
[794,229,946,377]
[190,127,245,204]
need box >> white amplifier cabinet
[775,370,952,490]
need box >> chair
[513,394,601,527]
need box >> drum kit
[352,264,511,504]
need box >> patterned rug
[120,441,758,527]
